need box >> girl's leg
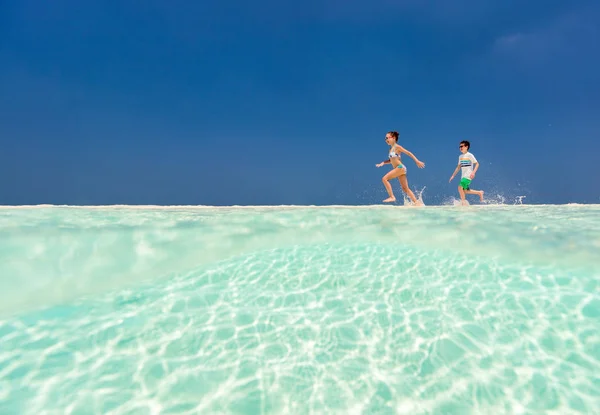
[398,174,420,205]
[382,168,406,202]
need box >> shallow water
[1,205,599,414]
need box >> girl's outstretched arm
[397,145,425,168]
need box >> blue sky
[1,0,598,205]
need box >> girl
[376,130,425,204]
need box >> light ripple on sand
[1,243,598,414]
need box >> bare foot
[383,197,396,203]
[479,191,484,202]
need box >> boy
[449,140,484,205]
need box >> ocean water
[0,204,599,415]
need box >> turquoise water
[1,204,599,414]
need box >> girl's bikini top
[388,144,400,159]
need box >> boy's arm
[470,155,479,178]
[469,162,479,179]
[397,145,425,167]
[449,164,460,182]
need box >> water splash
[401,186,427,206]
[514,195,527,205]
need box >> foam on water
[1,205,599,414]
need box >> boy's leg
[458,178,469,205]
[458,185,467,206]
[460,177,484,202]
[465,189,484,201]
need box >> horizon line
[0,202,595,209]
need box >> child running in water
[449,140,484,205]
[376,131,425,204]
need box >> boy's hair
[388,131,399,141]
[460,140,470,150]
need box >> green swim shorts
[459,178,471,190]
